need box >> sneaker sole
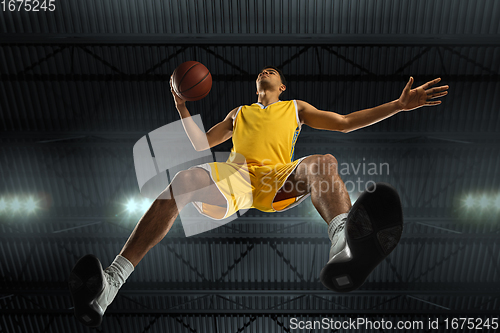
[68,254,105,327]
[320,182,403,292]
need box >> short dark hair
[260,66,287,86]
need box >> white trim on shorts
[188,163,231,220]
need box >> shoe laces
[332,223,344,236]
[331,223,345,246]
[104,269,122,288]
[328,217,346,242]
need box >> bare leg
[273,154,351,224]
[273,154,404,293]
[68,168,228,327]
[120,168,226,267]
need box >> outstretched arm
[170,76,235,151]
[298,77,449,133]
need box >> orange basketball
[171,61,212,101]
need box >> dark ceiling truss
[1,230,500,241]
[2,314,499,333]
[2,213,499,233]
[487,245,500,277]
[3,73,499,83]
[2,130,499,144]
[380,136,483,212]
[34,146,101,208]
[1,34,499,46]
[1,230,499,289]
[2,219,497,321]
[3,284,500,298]
[2,211,498,265]
[2,302,500,315]
[1,139,137,212]
[1,43,498,83]
[3,136,500,149]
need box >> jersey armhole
[293,100,301,130]
[232,106,242,128]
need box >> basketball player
[69,67,449,327]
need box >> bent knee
[322,154,338,166]
[313,154,339,178]
[319,154,338,174]
[171,168,213,192]
[301,154,339,178]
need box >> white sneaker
[69,255,123,327]
[320,183,403,292]
[327,216,352,264]
[92,268,122,315]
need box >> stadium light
[126,199,137,213]
[478,195,490,209]
[464,195,476,209]
[123,197,154,216]
[11,198,21,212]
[25,197,37,213]
[461,193,500,213]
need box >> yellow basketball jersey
[227,100,301,166]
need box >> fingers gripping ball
[172,61,212,101]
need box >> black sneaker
[320,182,403,292]
[68,254,105,327]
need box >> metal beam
[119,284,500,297]
[0,216,488,227]
[2,73,499,83]
[1,34,499,46]
[0,232,498,241]
[1,137,499,149]
[3,282,499,295]
[1,131,498,142]
[1,309,498,315]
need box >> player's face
[256,68,282,84]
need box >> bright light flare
[0,198,6,211]
[11,198,21,212]
[123,197,153,215]
[462,193,500,211]
[25,197,37,213]
[478,195,490,209]
[126,199,137,213]
[464,195,476,209]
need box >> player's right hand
[170,75,186,107]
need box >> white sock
[328,213,348,259]
[328,213,348,242]
[106,254,134,285]
[94,255,134,314]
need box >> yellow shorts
[189,156,311,220]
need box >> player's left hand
[397,77,449,111]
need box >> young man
[69,66,449,327]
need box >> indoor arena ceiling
[1,0,499,332]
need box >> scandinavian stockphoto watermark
[260,157,390,196]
